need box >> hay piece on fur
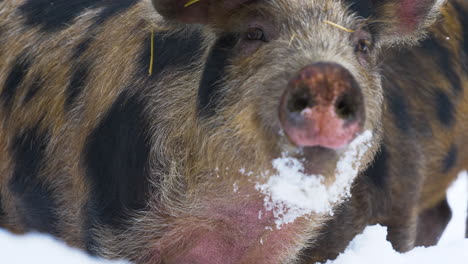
[149,30,155,76]
[185,0,202,7]
[323,20,355,33]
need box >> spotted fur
[0,0,465,263]
[302,1,468,261]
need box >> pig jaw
[158,198,321,264]
[153,128,375,263]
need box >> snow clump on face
[255,130,373,229]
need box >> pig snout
[279,62,365,149]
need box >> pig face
[176,0,381,183]
[154,0,444,189]
[149,0,445,263]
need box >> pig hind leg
[414,198,452,247]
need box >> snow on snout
[256,130,373,229]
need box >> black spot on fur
[66,62,89,110]
[19,0,98,31]
[364,145,388,188]
[73,37,94,60]
[94,0,138,26]
[8,125,59,235]
[347,0,373,18]
[435,90,455,127]
[84,230,99,256]
[84,91,152,231]
[442,145,457,173]
[198,33,239,117]
[2,53,32,110]
[19,0,137,31]
[419,35,462,93]
[386,88,412,134]
[23,76,44,105]
[139,29,203,79]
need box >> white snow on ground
[0,172,466,263]
[0,229,128,264]
[327,172,468,264]
[256,130,373,228]
[326,224,468,264]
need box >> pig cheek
[167,233,241,264]
[161,202,268,263]
[357,53,370,68]
[238,40,264,57]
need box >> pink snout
[279,63,365,149]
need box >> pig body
[0,0,464,263]
[303,1,468,262]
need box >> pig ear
[372,0,446,44]
[151,0,252,24]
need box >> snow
[255,130,373,228]
[326,225,468,264]
[326,172,468,264]
[0,229,128,264]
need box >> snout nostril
[288,96,309,113]
[287,87,312,113]
[335,93,356,120]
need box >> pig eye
[244,27,266,42]
[355,39,371,53]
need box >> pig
[0,0,461,263]
[301,0,468,262]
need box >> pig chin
[300,146,340,176]
[159,131,373,263]
[277,143,348,178]
[160,196,316,264]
